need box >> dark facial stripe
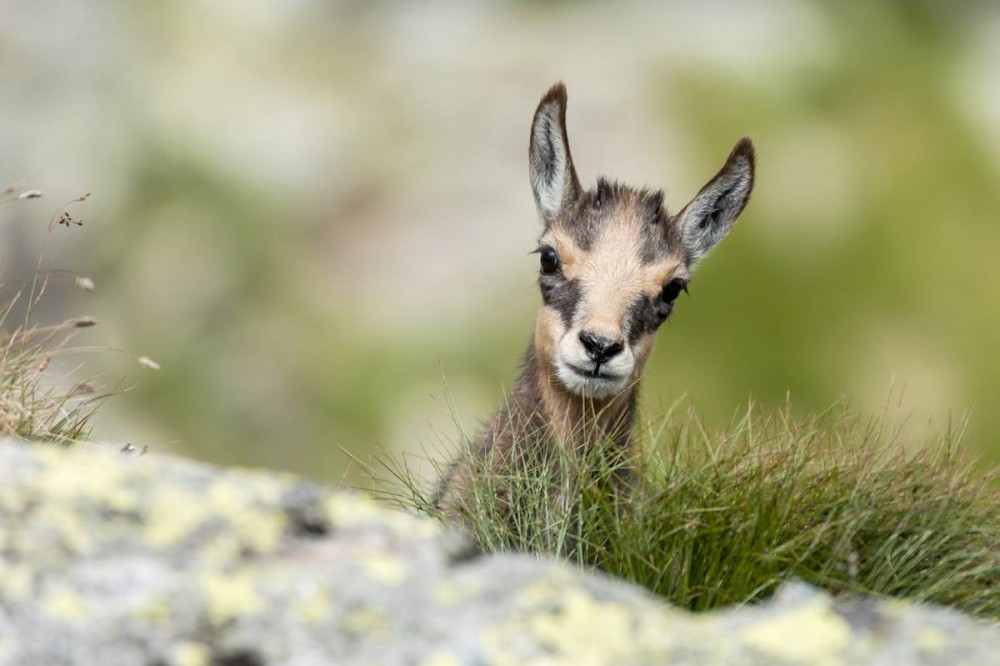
[564,195,600,251]
[625,294,673,345]
[540,276,581,328]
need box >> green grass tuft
[376,399,1000,619]
[0,304,105,444]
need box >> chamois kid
[435,83,755,522]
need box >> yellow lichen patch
[325,493,381,527]
[481,625,523,666]
[298,584,333,624]
[363,554,407,585]
[207,478,286,554]
[222,469,287,504]
[172,641,209,666]
[518,575,572,606]
[145,486,208,547]
[135,596,172,624]
[435,577,483,607]
[325,493,442,539]
[0,562,34,602]
[33,502,94,554]
[411,516,444,539]
[879,598,909,618]
[0,485,27,513]
[528,588,639,664]
[484,586,664,665]
[433,582,460,607]
[419,652,463,666]
[35,446,135,512]
[742,600,851,665]
[200,570,264,625]
[344,607,388,634]
[43,587,87,622]
[918,626,948,653]
[632,611,680,655]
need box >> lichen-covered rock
[0,439,995,665]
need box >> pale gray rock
[0,439,996,665]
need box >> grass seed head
[74,275,95,292]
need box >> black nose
[579,332,625,363]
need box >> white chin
[555,363,629,399]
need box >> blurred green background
[2,1,999,485]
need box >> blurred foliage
[649,4,1000,468]
[2,1,999,484]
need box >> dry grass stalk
[0,184,106,444]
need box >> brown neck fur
[434,315,650,517]
[508,337,641,456]
[504,306,652,456]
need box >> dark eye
[540,247,561,275]
[661,278,688,304]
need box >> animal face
[528,83,755,399]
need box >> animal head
[529,83,755,399]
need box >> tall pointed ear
[675,137,756,265]
[529,82,582,225]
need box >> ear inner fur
[529,82,582,225]
[677,137,756,264]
